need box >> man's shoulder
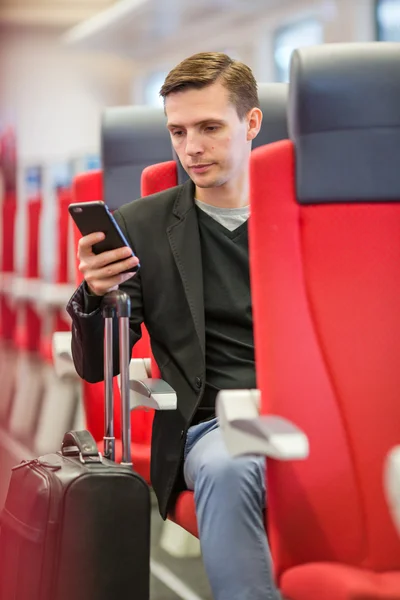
[117,184,183,224]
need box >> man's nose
[185,132,204,156]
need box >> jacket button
[195,377,202,389]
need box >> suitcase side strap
[0,507,44,543]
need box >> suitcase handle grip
[101,290,131,318]
[61,430,100,460]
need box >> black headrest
[174,149,188,185]
[255,83,288,148]
[288,42,400,204]
[101,106,173,209]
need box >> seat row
[68,42,400,599]
[1,41,400,599]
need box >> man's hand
[78,232,139,296]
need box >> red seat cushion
[169,491,198,538]
[14,304,41,352]
[2,297,16,343]
[40,336,53,364]
[281,564,400,600]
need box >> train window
[375,0,400,41]
[144,71,168,107]
[273,18,323,82]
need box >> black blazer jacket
[67,179,207,519]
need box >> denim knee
[195,453,266,509]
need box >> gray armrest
[129,357,151,380]
[36,283,76,312]
[384,445,400,536]
[52,333,177,411]
[129,378,177,411]
[52,331,78,380]
[216,389,309,460]
[10,277,42,304]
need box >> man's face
[165,81,253,189]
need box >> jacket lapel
[167,180,205,357]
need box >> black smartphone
[68,201,139,272]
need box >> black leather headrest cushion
[255,82,288,147]
[288,42,400,204]
[101,106,173,208]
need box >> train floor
[150,502,213,600]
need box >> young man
[67,52,279,600]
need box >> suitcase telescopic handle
[102,289,131,318]
[101,290,132,467]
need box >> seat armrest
[129,378,177,411]
[129,358,152,380]
[216,389,309,460]
[36,283,76,311]
[52,331,78,380]
[385,445,400,536]
[9,277,42,304]
[8,276,26,302]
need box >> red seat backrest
[249,43,400,583]
[26,197,41,280]
[51,187,73,335]
[15,195,42,351]
[71,170,124,443]
[72,170,103,287]
[55,187,72,285]
[71,169,154,446]
[1,193,17,340]
[2,192,17,274]
[141,161,178,380]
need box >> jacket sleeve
[66,208,144,384]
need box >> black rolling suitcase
[0,291,151,600]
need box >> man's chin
[193,180,218,189]
[190,174,226,189]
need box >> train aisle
[150,503,212,600]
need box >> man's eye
[172,131,184,137]
[205,126,218,132]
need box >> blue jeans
[183,418,280,600]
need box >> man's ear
[246,107,263,142]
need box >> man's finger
[78,232,105,255]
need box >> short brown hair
[159,52,259,120]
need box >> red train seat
[0,194,17,342]
[141,81,290,536]
[14,196,42,353]
[249,42,400,600]
[140,160,199,533]
[39,187,74,364]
